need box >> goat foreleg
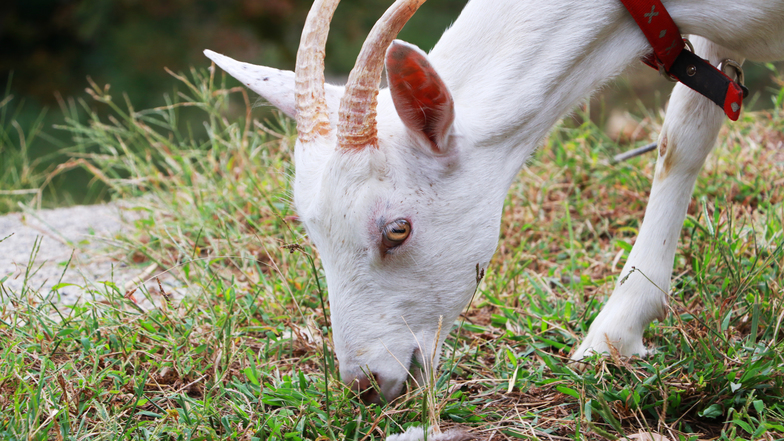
[572,36,743,360]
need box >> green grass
[0,75,56,213]
[0,75,117,214]
[0,67,783,440]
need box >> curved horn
[295,0,341,143]
[337,0,426,150]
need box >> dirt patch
[0,202,181,310]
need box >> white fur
[205,0,784,400]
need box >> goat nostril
[360,387,380,404]
[353,372,382,404]
[355,376,371,392]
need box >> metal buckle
[658,64,678,82]
[718,58,749,98]
[683,39,695,54]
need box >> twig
[612,141,657,163]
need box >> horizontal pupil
[384,220,409,244]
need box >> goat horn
[338,0,426,150]
[295,0,340,143]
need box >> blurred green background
[1,0,781,211]
[1,0,461,108]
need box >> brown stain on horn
[295,0,341,143]
[337,0,427,150]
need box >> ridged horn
[337,0,426,150]
[295,0,341,143]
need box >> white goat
[205,0,784,403]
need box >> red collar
[620,0,747,120]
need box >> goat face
[294,86,499,402]
[295,39,502,401]
[207,0,499,402]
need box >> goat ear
[386,40,454,154]
[204,50,342,121]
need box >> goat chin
[384,427,473,441]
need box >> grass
[0,74,118,214]
[0,74,57,214]
[0,66,783,440]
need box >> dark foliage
[1,0,462,107]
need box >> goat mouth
[353,345,435,404]
[356,350,420,404]
[379,350,423,403]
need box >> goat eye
[382,219,411,249]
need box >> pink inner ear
[386,41,454,152]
